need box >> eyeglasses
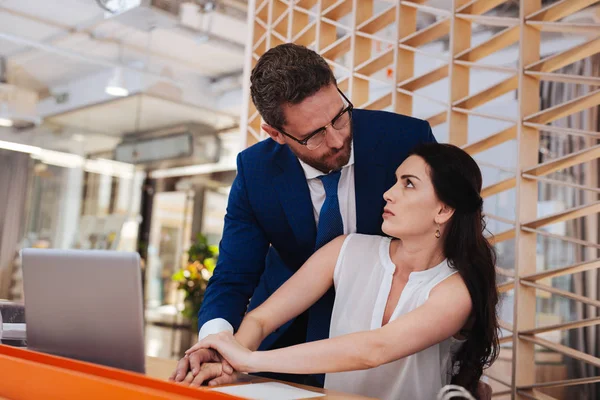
[276,88,354,150]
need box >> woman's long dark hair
[410,143,499,397]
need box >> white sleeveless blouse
[324,234,464,400]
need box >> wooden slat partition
[243,1,600,398]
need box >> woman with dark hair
[187,143,499,399]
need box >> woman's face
[382,155,443,239]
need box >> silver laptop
[21,249,146,373]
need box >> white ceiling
[0,0,247,87]
[0,0,246,154]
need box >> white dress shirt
[199,145,357,339]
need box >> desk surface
[145,356,374,400]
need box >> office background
[0,1,599,399]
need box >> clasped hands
[169,332,254,387]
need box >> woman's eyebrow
[400,174,421,181]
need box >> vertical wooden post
[349,0,373,106]
[393,3,417,116]
[513,1,542,399]
[447,0,472,146]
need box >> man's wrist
[198,318,234,340]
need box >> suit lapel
[273,146,317,253]
[353,111,387,236]
[272,109,390,251]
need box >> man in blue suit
[170,43,435,387]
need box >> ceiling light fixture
[105,67,129,97]
[0,139,135,177]
[202,1,216,13]
[106,43,129,97]
[0,139,41,155]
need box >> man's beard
[294,127,353,173]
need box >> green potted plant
[172,233,218,327]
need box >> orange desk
[0,345,373,399]
[146,356,374,400]
[0,345,236,400]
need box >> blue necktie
[315,171,344,250]
[307,170,343,387]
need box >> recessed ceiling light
[105,85,129,97]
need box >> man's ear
[262,124,286,145]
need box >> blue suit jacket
[199,109,435,350]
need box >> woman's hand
[186,332,255,373]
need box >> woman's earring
[435,224,441,239]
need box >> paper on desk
[211,382,325,400]
[0,323,26,340]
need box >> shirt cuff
[198,318,234,340]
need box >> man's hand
[177,362,239,388]
[169,348,233,383]
[185,332,254,373]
